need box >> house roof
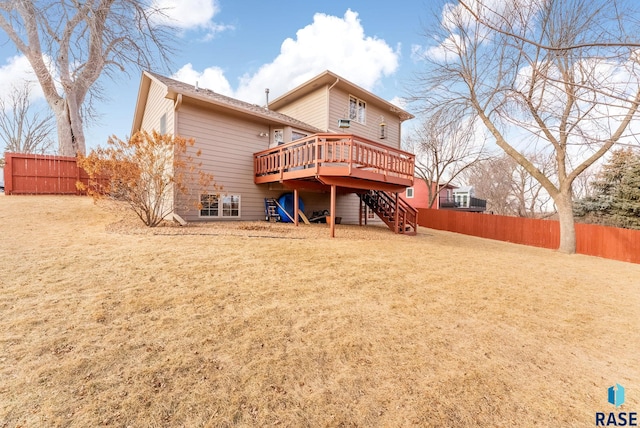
[132,71,324,134]
[268,70,415,122]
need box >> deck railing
[254,133,415,183]
[439,196,487,211]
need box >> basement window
[200,194,241,218]
[200,194,219,217]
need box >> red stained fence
[417,208,640,264]
[3,152,92,195]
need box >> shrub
[77,131,219,226]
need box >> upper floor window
[349,95,366,124]
[274,129,284,145]
[292,130,307,141]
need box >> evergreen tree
[574,148,640,229]
[612,157,640,228]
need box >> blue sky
[0,0,437,151]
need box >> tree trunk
[51,98,86,156]
[555,190,576,254]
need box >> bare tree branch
[405,107,488,208]
[0,1,176,156]
[412,0,640,253]
[0,83,56,154]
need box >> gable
[131,71,322,137]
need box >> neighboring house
[131,70,417,235]
[448,186,487,212]
[401,179,486,212]
[400,178,455,209]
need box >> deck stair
[359,190,418,235]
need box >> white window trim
[199,194,241,218]
[274,129,284,146]
[348,95,366,124]
[406,187,414,198]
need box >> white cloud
[0,55,47,107]
[172,63,233,96]
[174,9,400,105]
[234,9,399,103]
[389,96,408,110]
[418,0,540,64]
[412,36,462,63]
[148,0,232,38]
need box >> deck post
[330,184,336,238]
[394,192,399,233]
[294,188,299,227]
[359,196,363,226]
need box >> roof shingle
[145,71,323,133]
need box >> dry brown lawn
[1,195,639,427]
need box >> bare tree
[0,1,174,156]
[413,0,640,253]
[405,107,486,208]
[464,153,553,217]
[464,155,520,216]
[0,83,55,154]
[511,152,555,218]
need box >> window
[406,187,414,198]
[159,113,167,134]
[200,194,241,218]
[200,194,219,217]
[274,129,284,145]
[292,130,307,141]
[349,95,366,124]
[222,195,240,217]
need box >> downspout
[326,78,339,132]
[174,93,183,135]
[171,93,186,225]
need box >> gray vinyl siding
[141,82,174,134]
[336,193,383,225]
[327,89,402,149]
[137,81,176,219]
[273,87,328,131]
[173,103,285,221]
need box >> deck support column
[294,188,299,227]
[394,192,400,233]
[330,184,336,238]
[359,196,363,226]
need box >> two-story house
[131,70,417,236]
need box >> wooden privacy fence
[417,208,640,264]
[3,152,93,195]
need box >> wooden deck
[253,134,415,192]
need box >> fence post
[4,153,12,194]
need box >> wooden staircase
[359,190,418,235]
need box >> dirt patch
[1,196,638,427]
